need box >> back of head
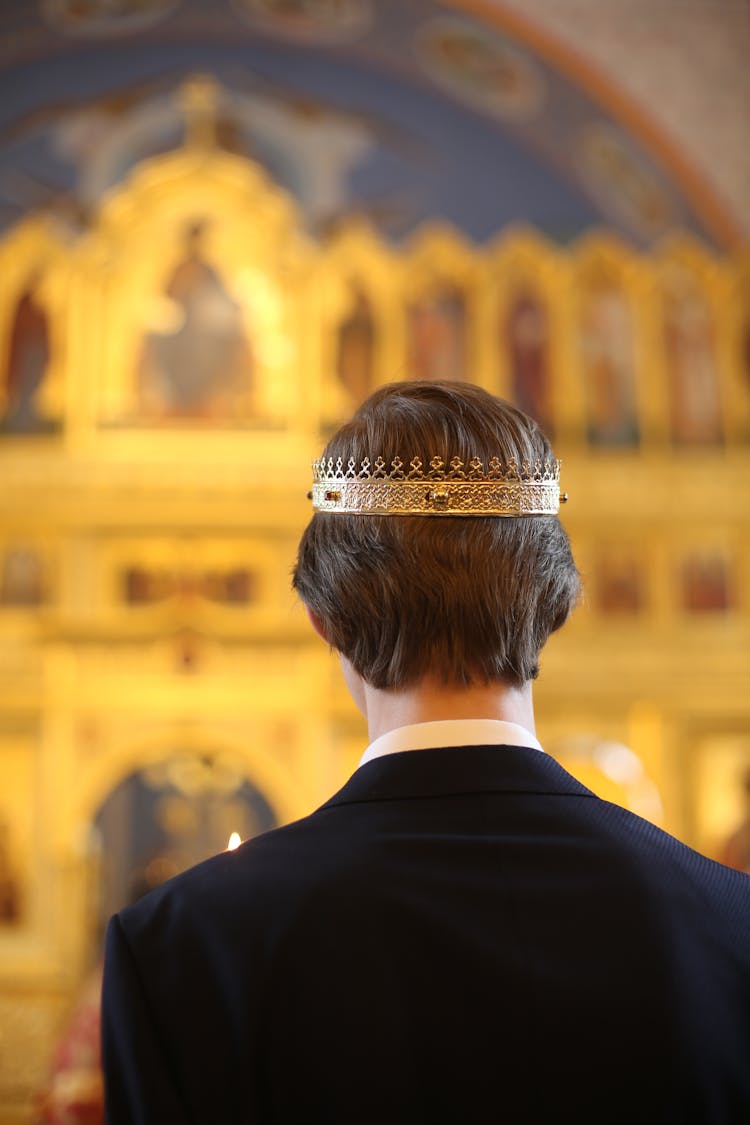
[294,381,580,689]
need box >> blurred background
[0,0,748,1121]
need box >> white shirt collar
[358,719,544,768]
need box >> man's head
[293,381,580,690]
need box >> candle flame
[226,832,241,851]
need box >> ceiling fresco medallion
[417,14,546,123]
[42,0,179,38]
[232,0,372,44]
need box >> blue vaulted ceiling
[0,0,734,248]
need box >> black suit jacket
[102,746,750,1124]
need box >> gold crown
[309,456,567,516]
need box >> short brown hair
[293,382,580,689]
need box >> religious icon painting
[407,284,466,383]
[336,280,376,409]
[0,546,49,608]
[679,550,733,614]
[661,263,723,447]
[578,278,640,447]
[594,549,645,616]
[94,758,278,937]
[503,288,554,437]
[0,816,22,927]
[1,274,60,436]
[121,565,176,607]
[136,220,255,425]
[0,741,38,934]
[201,567,257,606]
[121,563,257,607]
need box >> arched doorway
[93,750,277,943]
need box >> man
[102,382,750,1123]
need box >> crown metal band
[310,456,567,516]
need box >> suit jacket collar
[320,745,596,809]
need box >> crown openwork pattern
[310,456,567,516]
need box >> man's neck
[361,677,536,744]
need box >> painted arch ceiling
[0,0,747,250]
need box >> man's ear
[305,605,331,645]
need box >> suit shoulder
[116,804,344,942]
[585,797,750,926]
